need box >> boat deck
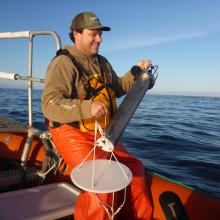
[0,115,27,132]
[0,182,79,220]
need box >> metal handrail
[0,30,61,127]
[0,30,62,166]
[0,30,61,49]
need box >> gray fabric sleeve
[41,56,92,123]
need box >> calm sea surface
[0,88,220,198]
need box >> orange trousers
[50,124,152,220]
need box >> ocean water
[0,88,220,198]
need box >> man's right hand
[137,60,152,72]
[91,100,107,118]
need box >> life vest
[52,49,116,132]
[79,72,116,132]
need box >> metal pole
[105,71,157,145]
[28,34,33,127]
[21,35,34,166]
[0,30,61,51]
[31,30,61,51]
[10,30,62,166]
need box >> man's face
[74,29,102,57]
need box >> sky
[0,0,220,96]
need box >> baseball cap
[70,12,111,31]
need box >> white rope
[77,142,98,169]
[74,120,128,219]
[92,120,98,188]
[96,193,113,220]
[95,187,127,220]
[109,152,129,180]
[93,120,127,219]
[40,131,68,173]
[114,188,127,216]
[37,157,63,179]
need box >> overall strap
[55,49,109,100]
[55,49,91,93]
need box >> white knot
[96,136,114,152]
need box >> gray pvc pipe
[105,71,155,145]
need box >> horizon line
[1,85,220,98]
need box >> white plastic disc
[71,159,132,193]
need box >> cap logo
[89,16,100,23]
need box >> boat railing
[0,30,61,127]
[0,30,62,166]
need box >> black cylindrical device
[105,65,157,145]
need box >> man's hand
[137,60,152,72]
[91,100,107,118]
[131,59,156,90]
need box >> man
[42,12,153,220]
